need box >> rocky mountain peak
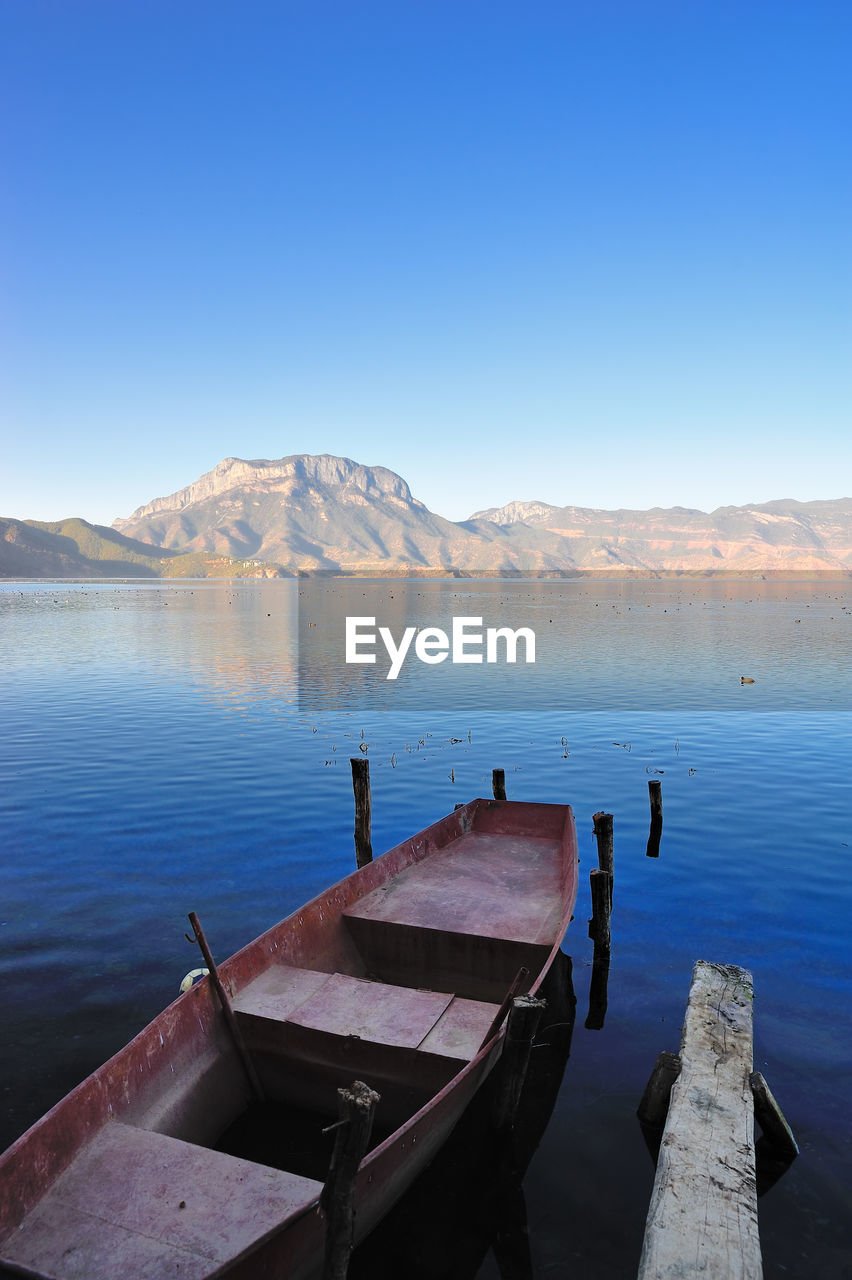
[468,499,560,526]
[113,454,419,528]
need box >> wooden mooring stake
[592,811,614,891]
[646,779,663,858]
[636,1050,682,1128]
[350,757,373,868]
[321,1080,381,1280]
[648,778,663,822]
[493,995,547,1132]
[637,961,761,1280]
[593,812,614,913]
[492,768,507,801]
[587,868,612,951]
[585,867,612,1030]
[585,943,610,1031]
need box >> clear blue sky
[2,1,849,525]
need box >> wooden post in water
[593,812,614,906]
[493,995,546,1132]
[585,867,612,1030]
[638,961,761,1280]
[542,950,577,1049]
[587,868,612,951]
[350,757,372,868]
[321,1080,381,1280]
[750,1071,799,1162]
[585,943,610,1031]
[637,1050,682,1127]
[492,768,507,801]
[646,779,663,858]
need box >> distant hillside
[466,496,852,572]
[0,518,290,579]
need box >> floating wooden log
[637,961,761,1280]
[350,757,373,868]
[321,1080,381,1280]
[492,768,507,801]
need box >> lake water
[1,578,850,1277]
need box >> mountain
[468,500,559,525]
[465,496,852,571]
[3,456,852,577]
[113,454,516,572]
[111,454,852,573]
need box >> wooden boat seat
[0,1122,322,1279]
[232,965,499,1063]
[340,830,565,1000]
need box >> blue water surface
[0,579,849,1277]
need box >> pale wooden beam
[638,961,761,1280]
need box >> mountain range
[3,453,852,577]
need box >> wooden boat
[0,797,577,1279]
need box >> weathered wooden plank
[637,961,761,1280]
